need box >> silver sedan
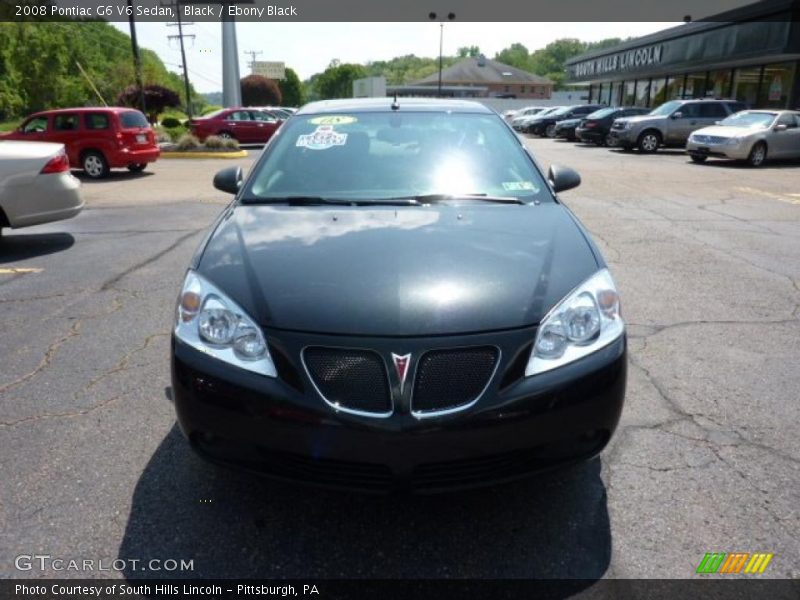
[686,110,800,167]
[0,141,84,234]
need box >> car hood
[197,203,600,336]
[691,125,761,138]
[557,118,581,127]
[615,115,661,125]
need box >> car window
[54,114,80,131]
[85,113,110,130]
[119,111,149,128]
[22,116,48,133]
[725,102,747,114]
[227,111,251,121]
[776,113,798,129]
[245,112,550,203]
[680,103,702,118]
[586,108,616,119]
[699,103,728,118]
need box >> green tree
[494,43,530,70]
[278,67,304,107]
[457,45,481,58]
[313,61,367,99]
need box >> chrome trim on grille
[409,346,502,419]
[300,346,394,419]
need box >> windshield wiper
[390,193,526,205]
[241,196,421,207]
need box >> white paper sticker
[296,125,348,150]
[502,181,538,192]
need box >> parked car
[553,118,582,141]
[171,98,627,492]
[502,109,518,121]
[531,105,607,137]
[0,141,83,233]
[189,108,283,144]
[687,110,800,167]
[575,107,651,146]
[608,99,748,153]
[1,107,159,179]
[509,106,548,130]
[516,106,563,133]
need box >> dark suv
[575,106,651,146]
[529,104,606,137]
[608,99,748,153]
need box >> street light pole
[126,0,146,115]
[429,12,455,98]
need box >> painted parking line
[735,186,800,205]
[0,267,43,274]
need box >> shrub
[176,133,201,151]
[203,135,226,149]
[222,138,240,150]
[165,126,187,142]
[161,116,182,128]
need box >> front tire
[128,163,146,173]
[747,142,767,167]
[690,154,707,163]
[637,131,661,153]
[218,131,236,141]
[82,151,109,179]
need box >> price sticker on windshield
[296,126,348,150]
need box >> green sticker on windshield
[502,181,538,192]
[308,115,357,126]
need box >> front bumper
[686,140,749,160]
[172,327,627,493]
[607,129,637,146]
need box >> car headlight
[174,270,277,377]
[526,269,624,376]
[724,137,742,146]
[623,121,634,130]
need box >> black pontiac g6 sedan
[171,98,627,492]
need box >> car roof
[29,107,140,116]
[296,97,494,115]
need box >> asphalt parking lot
[1,138,798,583]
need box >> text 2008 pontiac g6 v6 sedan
[171,98,627,493]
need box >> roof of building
[297,97,494,115]
[413,57,553,86]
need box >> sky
[112,22,677,93]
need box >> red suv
[2,107,159,179]
[189,108,282,144]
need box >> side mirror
[774,124,788,132]
[548,165,581,193]
[213,166,243,194]
[671,112,683,119]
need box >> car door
[50,113,81,162]
[769,113,800,158]
[250,110,280,143]
[225,110,255,142]
[667,103,701,143]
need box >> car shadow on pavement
[688,158,800,170]
[118,424,611,587]
[73,170,155,184]
[0,232,74,262]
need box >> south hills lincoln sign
[569,45,665,79]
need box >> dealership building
[564,0,800,109]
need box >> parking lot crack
[0,390,132,428]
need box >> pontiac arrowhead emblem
[391,353,411,393]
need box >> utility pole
[221,15,242,107]
[127,0,146,114]
[166,0,195,117]
[244,50,263,75]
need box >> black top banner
[2,0,798,22]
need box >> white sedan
[0,141,83,234]
[687,110,800,167]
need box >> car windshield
[244,111,549,203]
[587,108,617,119]
[648,101,683,116]
[719,112,777,128]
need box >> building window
[635,79,650,107]
[521,85,526,93]
[685,72,707,99]
[708,69,733,98]
[665,75,684,100]
[609,81,622,106]
[622,80,636,106]
[650,77,667,106]
[758,62,795,108]
[504,85,510,93]
[732,67,761,106]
